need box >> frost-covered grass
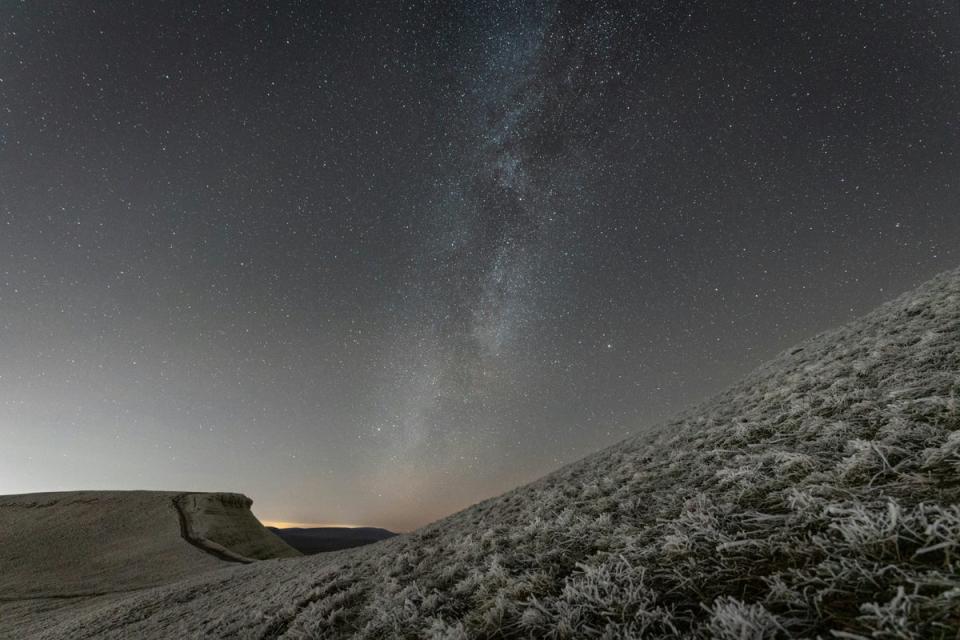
[31,268,960,639]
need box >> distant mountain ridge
[10,266,960,639]
[268,526,396,554]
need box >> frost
[704,597,784,640]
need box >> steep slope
[0,491,298,637]
[174,493,302,562]
[23,267,960,639]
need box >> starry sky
[1,1,958,532]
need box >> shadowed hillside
[13,267,960,639]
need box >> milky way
[2,1,958,530]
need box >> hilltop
[0,491,298,637]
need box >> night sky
[1,1,958,532]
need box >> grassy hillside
[26,267,960,639]
[0,491,226,600]
[0,491,298,638]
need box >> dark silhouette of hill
[268,526,396,554]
